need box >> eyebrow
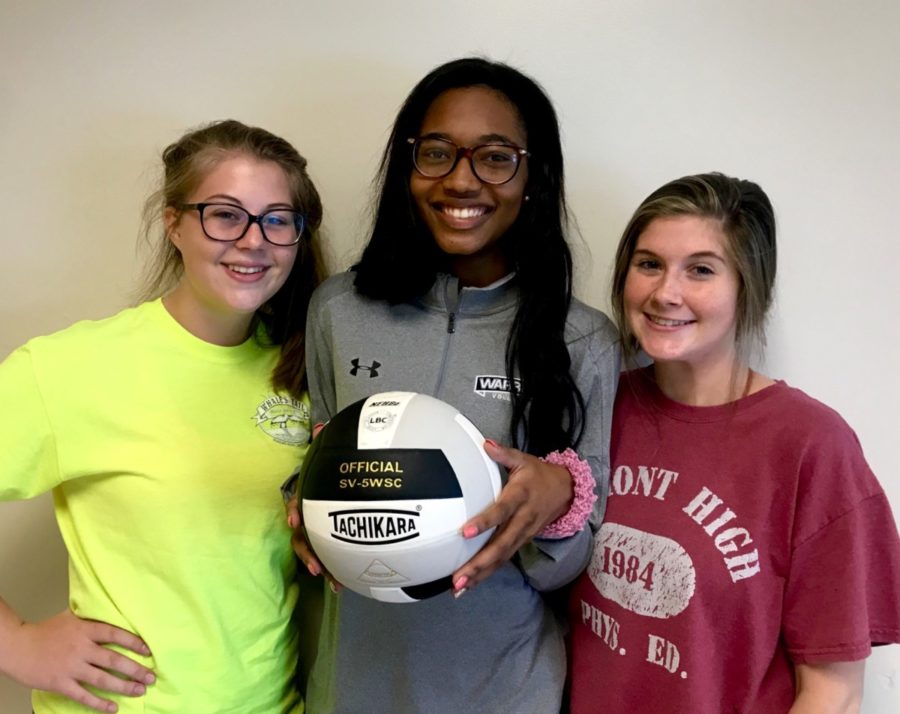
[201,194,294,210]
[419,131,522,146]
[633,248,728,263]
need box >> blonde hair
[611,172,776,365]
[138,120,325,396]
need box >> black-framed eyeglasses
[179,203,306,246]
[408,137,529,185]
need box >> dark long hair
[139,120,325,397]
[353,58,583,454]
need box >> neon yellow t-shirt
[0,300,308,713]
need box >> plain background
[1,1,897,711]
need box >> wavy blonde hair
[138,119,325,396]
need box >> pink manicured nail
[288,513,299,529]
[307,561,321,577]
[454,575,469,591]
[462,525,479,538]
[484,438,499,448]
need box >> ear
[164,206,182,248]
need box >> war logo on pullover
[474,375,522,401]
[350,358,381,378]
[254,395,310,445]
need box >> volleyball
[300,391,502,603]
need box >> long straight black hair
[353,58,584,455]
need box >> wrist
[537,449,596,538]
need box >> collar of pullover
[418,272,519,316]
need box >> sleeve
[521,320,622,591]
[0,345,63,500]
[305,286,338,425]
[782,419,900,663]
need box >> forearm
[0,596,27,677]
[789,661,865,714]
[790,689,861,714]
[520,530,592,591]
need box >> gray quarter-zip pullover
[302,271,620,714]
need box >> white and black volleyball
[300,391,501,603]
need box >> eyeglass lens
[413,139,522,184]
[201,204,303,245]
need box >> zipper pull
[447,312,456,334]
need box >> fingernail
[485,439,498,448]
[453,587,468,599]
[288,513,299,529]
[307,562,321,577]
[142,643,152,656]
[329,580,339,594]
[143,672,156,684]
[454,575,469,591]
[133,684,146,696]
[462,525,479,538]
[314,422,325,430]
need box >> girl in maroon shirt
[568,172,900,713]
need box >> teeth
[649,315,692,327]
[229,265,265,275]
[442,206,486,219]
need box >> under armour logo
[350,358,381,378]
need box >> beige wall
[2,1,898,710]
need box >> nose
[442,153,482,194]
[236,219,266,248]
[651,270,683,306]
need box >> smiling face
[164,154,299,345]
[624,215,741,373]
[410,86,528,287]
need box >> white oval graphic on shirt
[588,522,696,619]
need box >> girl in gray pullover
[292,58,620,713]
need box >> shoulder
[771,384,875,482]
[565,298,619,356]
[759,383,887,538]
[2,303,159,400]
[309,272,376,318]
[309,271,425,331]
[311,271,357,303]
[763,383,863,449]
[13,303,150,360]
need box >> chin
[433,235,486,256]
[636,341,687,364]
[222,295,269,316]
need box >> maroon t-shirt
[568,369,900,713]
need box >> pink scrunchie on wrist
[537,448,597,538]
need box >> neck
[653,351,751,407]
[162,290,253,347]
[449,252,509,288]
